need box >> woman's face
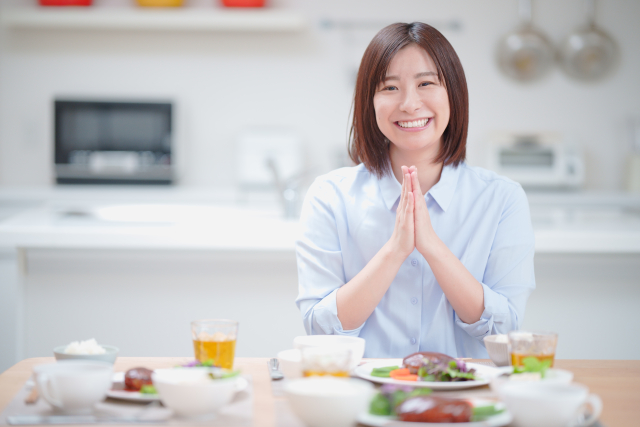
[373,44,450,159]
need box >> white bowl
[490,368,574,392]
[152,368,238,418]
[53,345,119,364]
[483,334,510,367]
[293,336,365,371]
[277,349,302,379]
[284,377,374,427]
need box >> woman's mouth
[395,118,431,131]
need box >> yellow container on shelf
[136,0,184,7]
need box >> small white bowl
[277,349,302,379]
[53,345,119,364]
[490,368,574,392]
[483,334,510,367]
[293,336,365,371]
[284,377,374,427]
[152,368,238,418]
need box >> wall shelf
[0,7,306,32]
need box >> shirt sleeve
[295,177,365,337]
[455,184,536,340]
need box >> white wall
[0,0,639,189]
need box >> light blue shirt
[295,162,535,358]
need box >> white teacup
[33,360,113,414]
[498,382,602,427]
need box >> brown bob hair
[348,22,469,178]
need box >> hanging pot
[496,0,554,82]
[558,0,619,81]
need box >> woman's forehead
[385,44,437,76]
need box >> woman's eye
[383,86,398,91]
[419,81,432,87]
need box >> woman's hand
[387,166,415,259]
[410,167,438,257]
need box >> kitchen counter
[1,188,640,253]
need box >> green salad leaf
[471,404,505,421]
[513,357,552,378]
[139,385,157,394]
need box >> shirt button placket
[411,297,418,305]
[411,259,418,266]
[410,337,417,345]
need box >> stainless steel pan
[496,0,554,82]
[558,0,618,81]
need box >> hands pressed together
[390,166,438,260]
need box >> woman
[295,22,535,358]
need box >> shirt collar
[378,163,461,212]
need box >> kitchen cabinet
[1,188,639,373]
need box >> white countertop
[1,187,639,253]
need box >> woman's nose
[399,87,422,112]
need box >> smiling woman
[295,22,535,359]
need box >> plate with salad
[357,384,512,426]
[355,352,504,390]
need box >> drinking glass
[300,346,351,377]
[508,331,558,368]
[191,319,238,369]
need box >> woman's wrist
[381,240,411,267]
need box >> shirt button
[411,297,418,305]
[410,337,417,345]
[411,259,418,266]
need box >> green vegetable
[369,392,392,416]
[512,357,552,378]
[370,366,400,378]
[471,404,505,421]
[139,385,157,394]
[208,370,240,380]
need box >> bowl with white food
[54,339,119,364]
[483,334,510,367]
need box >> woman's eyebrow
[382,71,437,82]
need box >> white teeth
[398,119,428,128]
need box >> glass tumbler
[300,346,351,377]
[191,319,238,369]
[508,331,558,368]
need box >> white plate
[354,359,503,390]
[357,399,513,427]
[106,372,249,402]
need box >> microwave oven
[486,132,584,189]
[54,100,173,185]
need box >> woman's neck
[390,146,443,195]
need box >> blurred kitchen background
[0,0,639,372]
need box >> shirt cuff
[454,283,509,340]
[313,288,366,336]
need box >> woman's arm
[336,169,416,330]
[410,168,485,324]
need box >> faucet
[265,158,309,219]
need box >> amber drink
[508,331,558,368]
[191,319,238,370]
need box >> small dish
[54,345,119,364]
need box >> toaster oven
[486,132,584,189]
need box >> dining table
[0,357,639,427]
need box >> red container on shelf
[221,0,265,7]
[39,0,93,6]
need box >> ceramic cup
[498,382,602,427]
[33,360,113,414]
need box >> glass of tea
[191,319,238,369]
[508,331,558,367]
[300,346,351,377]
